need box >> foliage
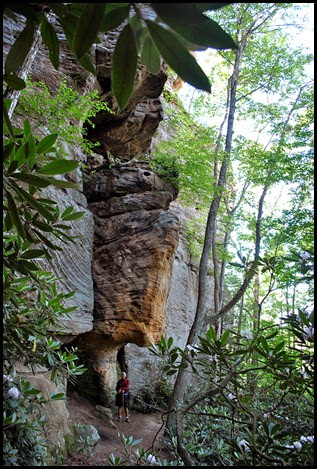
[3,102,87,465]
[17,79,113,156]
[133,375,173,414]
[109,432,180,466]
[149,312,314,466]
[151,93,218,208]
[3,3,237,110]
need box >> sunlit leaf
[146,20,211,92]
[5,21,35,74]
[41,15,60,70]
[141,36,161,75]
[73,3,106,59]
[4,74,26,90]
[100,5,129,32]
[36,134,58,154]
[38,159,79,175]
[151,3,237,50]
[112,23,137,110]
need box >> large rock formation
[3,9,212,460]
[73,163,179,405]
[124,201,215,400]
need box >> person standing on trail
[116,371,130,422]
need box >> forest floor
[63,391,173,466]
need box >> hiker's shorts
[115,391,129,408]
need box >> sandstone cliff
[3,12,211,460]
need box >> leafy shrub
[149,315,314,466]
[3,102,87,465]
[150,152,179,188]
[17,79,113,156]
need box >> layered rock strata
[74,163,180,404]
[125,201,215,400]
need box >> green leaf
[6,191,25,238]
[24,388,42,395]
[41,15,60,70]
[50,391,65,400]
[4,142,16,162]
[100,5,130,32]
[4,212,13,231]
[14,143,28,167]
[45,177,79,189]
[24,119,32,138]
[13,185,56,222]
[32,220,54,232]
[141,36,161,75]
[105,3,129,14]
[151,3,236,50]
[131,438,143,446]
[4,74,26,90]
[67,3,87,18]
[273,341,285,355]
[259,336,269,353]
[5,21,35,74]
[146,20,211,92]
[299,310,309,326]
[78,53,96,75]
[27,135,36,169]
[73,3,106,59]
[62,211,86,221]
[38,159,79,175]
[36,134,58,154]
[206,325,217,342]
[11,173,51,188]
[112,23,137,110]
[59,13,78,49]
[20,249,46,259]
[167,337,173,349]
[129,15,144,49]
[220,329,230,346]
[5,3,39,22]
[3,101,15,140]
[33,229,62,250]
[47,3,68,19]
[61,207,74,219]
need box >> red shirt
[116,378,129,392]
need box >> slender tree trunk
[236,295,245,346]
[166,43,243,435]
[249,271,260,391]
[212,220,220,338]
[218,181,250,333]
[165,4,282,444]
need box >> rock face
[3,10,211,462]
[86,163,179,346]
[73,163,180,405]
[15,364,74,465]
[125,201,215,400]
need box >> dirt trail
[63,392,173,466]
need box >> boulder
[74,423,101,446]
[93,406,117,429]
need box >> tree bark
[166,41,243,435]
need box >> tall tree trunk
[249,270,260,392]
[218,181,250,334]
[165,3,282,443]
[236,295,245,346]
[166,42,243,435]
